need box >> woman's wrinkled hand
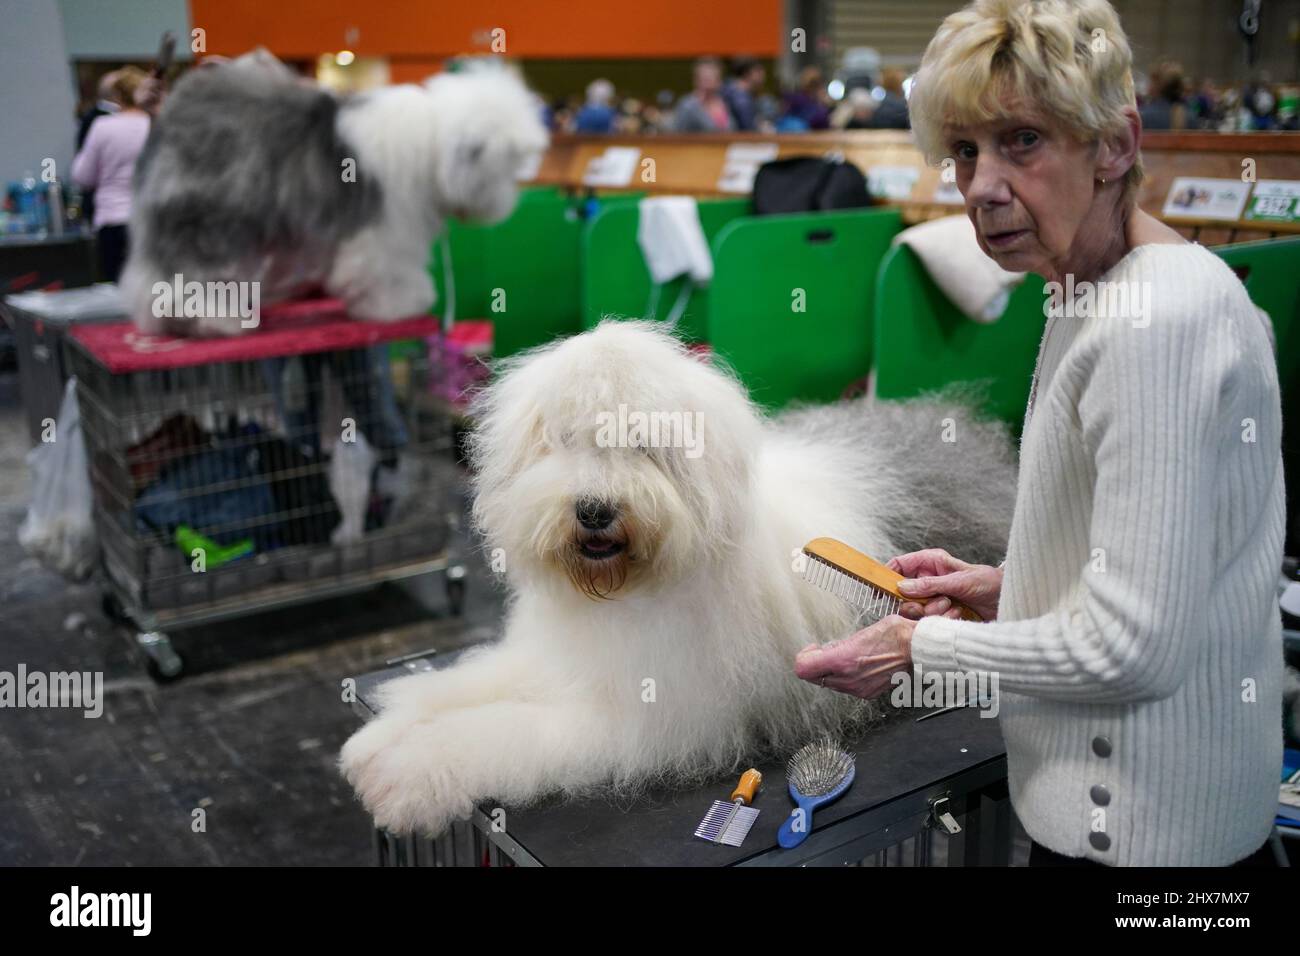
[887,548,1003,622]
[794,614,915,699]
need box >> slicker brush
[777,736,856,849]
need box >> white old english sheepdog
[121,51,548,336]
[340,321,1017,835]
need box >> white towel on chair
[637,197,713,285]
[894,214,1026,322]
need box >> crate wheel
[445,565,467,617]
[139,631,185,683]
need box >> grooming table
[350,649,1012,866]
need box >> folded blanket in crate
[135,426,340,553]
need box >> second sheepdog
[121,51,548,336]
[341,321,1017,834]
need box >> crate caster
[139,631,185,683]
[445,564,467,616]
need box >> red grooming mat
[68,297,444,373]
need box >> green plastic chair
[872,243,1047,436]
[429,187,618,359]
[1213,235,1300,553]
[708,207,903,410]
[1213,236,1300,391]
[581,198,751,344]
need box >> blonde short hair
[109,66,150,108]
[908,0,1143,198]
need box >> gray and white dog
[122,51,548,336]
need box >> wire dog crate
[66,302,467,679]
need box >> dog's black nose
[576,499,616,531]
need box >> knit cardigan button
[1090,784,1111,805]
[1091,735,1112,757]
[1089,832,1111,851]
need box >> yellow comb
[800,537,982,622]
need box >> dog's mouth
[578,536,626,560]
[564,521,636,599]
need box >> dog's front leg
[340,698,611,836]
[327,219,436,322]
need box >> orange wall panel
[188,0,782,59]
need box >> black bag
[751,155,874,215]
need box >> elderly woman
[795,0,1284,867]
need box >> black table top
[354,651,1007,866]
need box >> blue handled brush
[777,736,856,849]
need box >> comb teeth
[787,736,856,797]
[694,801,761,846]
[802,554,901,623]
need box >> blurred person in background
[831,87,876,129]
[75,69,122,229]
[71,66,152,282]
[1217,86,1249,130]
[1186,77,1220,130]
[869,67,911,128]
[77,69,121,148]
[1243,81,1280,130]
[640,90,677,134]
[672,57,734,132]
[575,78,617,133]
[780,66,831,130]
[722,56,766,130]
[550,94,581,133]
[617,98,666,134]
[1138,59,1186,130]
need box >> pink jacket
[71,111,151,228]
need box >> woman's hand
[887,549,1003,622]
[794,614,915,699]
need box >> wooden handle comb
[730,768,762,805]
[803,537,982,622]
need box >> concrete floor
[0,370,507,865]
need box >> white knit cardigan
[911,242,1286,866]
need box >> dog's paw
[339,717,473,836]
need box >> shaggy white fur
[122,53,548,336]
[339,321,1017,835]
[325,70,547,322]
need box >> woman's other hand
[887,548,1003,622]
[794,614,915,699]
